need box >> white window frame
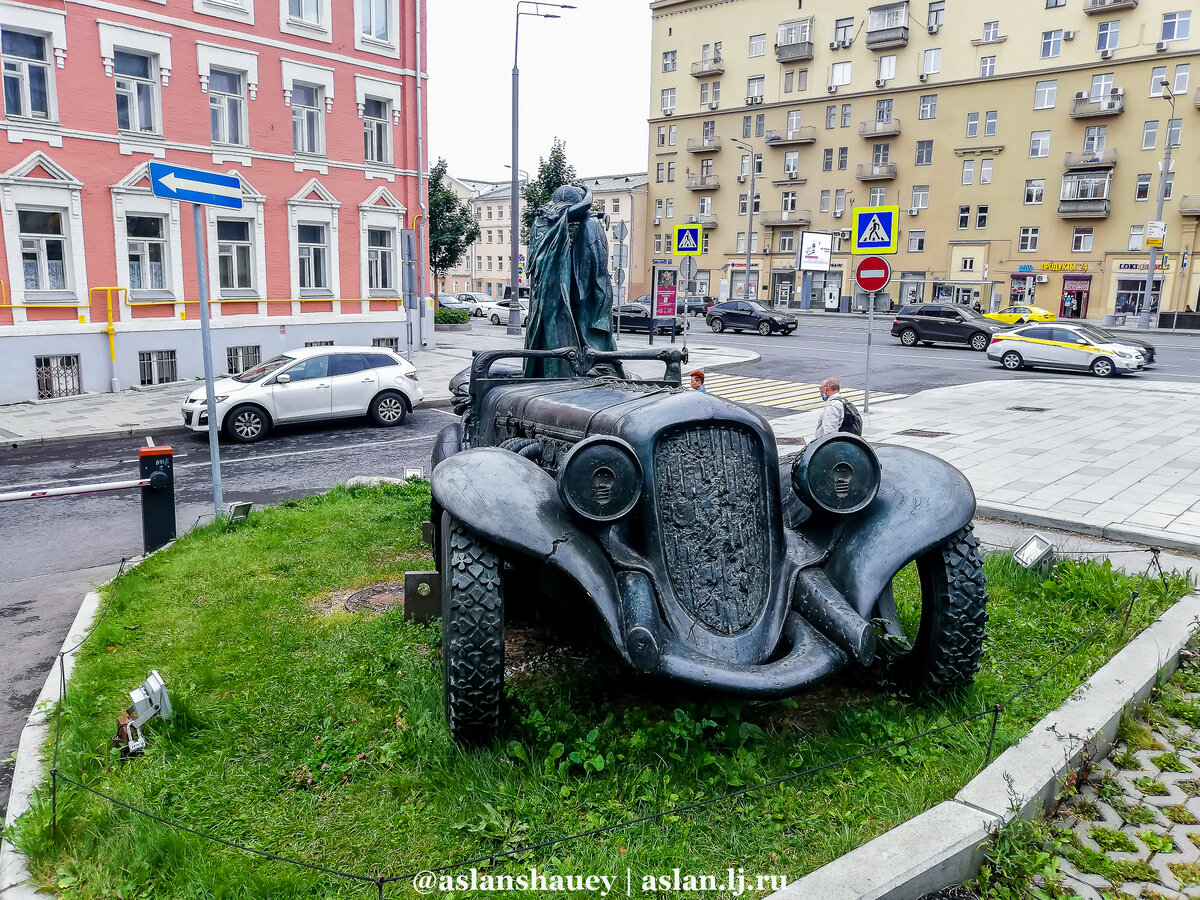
[1162,11,1191,42]
[831,61,851,87]
[207,68,247,147]
[355,0,399,56]
[980,159,993,184]
[97,21,173,87]
[123,212,171,294]
[2,28,54,121]
[907,229,925,252]
[0,152,86,308]
[915,139,933,165]
[1097,21,1119,52]
[288,178,341,300]
[1029,130,1051,158]
[660,87,675,114]
[919,93,937,119]
[282,60,334,165]
[966,112,979,138]
[868,2,908,32]
[196,44,259,153]
[748,33,766,57]
[980,56,995,78]
[193,0,254,26]
[1034,80,1056,109]
[1174,63,1191,94]
[111,163,185,302]
[911,184,929,208]
[280,0,332,43]
[353,76,402,162]
[1018,227,1040,252]
[113,50,161,135]
[1025,178,1045,205]
[1128,225,1143,251]
[961,159,974,185]
[0,1,66,128]
[922,48,940,75]
[1072,227,1094,252]
[203,173,265,302]
[747,74,765,98]
[1041,29,1062,58]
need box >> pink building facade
[0,0,429,403]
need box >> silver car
[181,346,423,442]
[985,323,1145,377]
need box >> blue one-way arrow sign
[149,162,243,209]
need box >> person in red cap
[690,370,707,392]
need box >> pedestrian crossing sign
[674,223,703,256]
[851,205,900,255]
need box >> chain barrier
[41,553,1172,895]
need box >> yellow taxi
[983,305,1057,325]
[986,323,1146,377]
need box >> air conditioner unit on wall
[829,41,839,50]
[653,217,661,225]
[928,24,939,35]
[908,207,919,215]
[663,109,673,116]
[1100,49,1114,59]
[1035,273,1049,283]
[840,39,852,48]
[1156,41,1168,51]
[753,96,763,104]
[787,170,798,179]
[745,96,755,105]
[838,229,851,240]
[875,78,885,87]
[737,174,747,182]
[832,209,844,218]
[918,73,928,82]
[1063,30,1075,41]
[827,84,838,93]
[709,101,719,109]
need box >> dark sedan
[706,301,797,335]
[891,304,1007,351]
[614,303,685,335]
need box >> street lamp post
[731,138,757,303]
[510,1,574,335]
[1140,80,1176,329]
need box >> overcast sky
[426,0,652,182]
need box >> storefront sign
[1118,262,1171,271]
[1040,262,1089,272]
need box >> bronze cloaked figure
[426,183,989,747]
[524,185,621,378]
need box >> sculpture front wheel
[872,525,987,696]
[441,514,505,745]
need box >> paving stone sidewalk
[772,379,1200,553]
[1051,660,1200,898]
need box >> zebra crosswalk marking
[701,373,905,412]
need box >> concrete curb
[0,587,106,899]
[4,425,192,450]
[976,501,1200,557]
[770,590,1200,900]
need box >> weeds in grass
[1089,827,1137,853]
[1137,830,1175,854]
[1134,776,1169,795]
[1114,803,1157,826]
[1164,805,1197,824]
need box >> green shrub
[434,306,469,324]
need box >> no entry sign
[855,255,892,293]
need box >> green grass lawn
[6,483,1193,899]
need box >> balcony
[1057,198,1111,218]
[1180,195,1200,216]
[1083,0,1137,13]
[859,117,902,138]
[686,174,720,191]
[759,208,811,227]
[690,58,725,77]
[764,126,817,146]
[1063,148,1118,168]
[1070,91,1125,118]
[856,162,898,181]
[865,25,909,50]
[685,213,719,229]
[686,136,722,153]
[775,39,814,63]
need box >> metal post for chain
[984,703,1002,765]
[376,876,385,899]
[51,769,58,842]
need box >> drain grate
[896,429,950,438]
[344,581,404,613]
[1007,406,1049,413]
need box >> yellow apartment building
[647,0,1199,322]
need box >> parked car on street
[438,294,473,312]
[891,304,1008,351]
[615,303,686,335]
[181,346,422,443]
[454,292,498,317]
[986,323,1145,377]
[706,301,797,335]
[1071,323,1156,366]
[677,295,715,317]
[984,305,1057,326]
[487,299,528,326]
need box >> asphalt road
[3,317,1199,818]
[0,407,452,818]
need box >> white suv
[181,346,423,443]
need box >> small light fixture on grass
[225,501,253,523]
[1014,533,1056,577]
[404,466,424,480]
[113,670,172,757]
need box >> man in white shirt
[814,377,846,440]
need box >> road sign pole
[192,203,224,519]
[864,291,876,415]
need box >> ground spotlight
[1014,533,1056,577]
[113,670,172,756]
[225,501,253,523]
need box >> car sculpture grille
[655,425,769,634]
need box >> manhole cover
[344,581,404,613]
[1007,406,1049,412]
[896,429,950,438]
[777,437,807,445]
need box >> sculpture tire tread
[442,514,504,745]
[882,524,987,696]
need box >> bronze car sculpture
[427,186,987,745]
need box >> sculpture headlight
[558,436,642,523]
[791,433,881,515]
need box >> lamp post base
[1136,312,1153,330]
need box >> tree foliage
[428,157,480,302]
[520,137,578,245]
